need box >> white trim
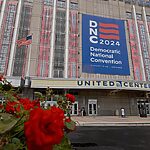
[142,7,150,54]
[7,0,22,76]
[48,0,57,78]
[0,0,7,31]
[64,0,70,78]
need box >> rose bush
[0,75,76,150]
[66,94,75,103]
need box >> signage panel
[31,79,150,91]
[82,14,130,75]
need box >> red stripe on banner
[99,23,119,29]
[99,34,120,40]
[99,28,119,34]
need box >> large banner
[82,14,130,75]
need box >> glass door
[88,99,97,116]
[137,99,149,117]
[71,102,78,115]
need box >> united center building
[0,0,150,116]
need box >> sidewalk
[71,116,150,126]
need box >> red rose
[65,118,71,123]
[66,94,75,103]
[5,101,20,114]
[24,106,64,150]
[19,98,40,110]
[31,99,40,108]
[19,98,32,110]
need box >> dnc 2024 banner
[82,14,130,75]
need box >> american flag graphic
[16,35,32,47]
[99,23,120,40]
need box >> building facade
[0,0,150,116]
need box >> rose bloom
[65,118,71,123]
[24,106,64,150]
[5,101,20,114]
[19,98,40,110]
[66,94,75,103]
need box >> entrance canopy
[31,78,150,91]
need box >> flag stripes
[16,35,32,47]
[99,23,120,40]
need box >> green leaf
[65,120,76,131]
[53,135,72,150]
[3,143,16,150]
[0,113,18,135]
[12,138,20,144]
[2,83,12,91]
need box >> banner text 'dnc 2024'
[82,14,130,75]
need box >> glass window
[53,70,64,78]
[136,13,142,20]
[59,70,63,78]
[44,0,53,6]
[126,12,132,19]
[146,15,150,22]
[54,61,64,68]
[13,4,32,76]
[57,0,66,8]
[125,0,132,4]
[70,2,78,10]
[53,10,66,78]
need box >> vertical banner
[127,19,143,81]
[137,21,150,81]
[68,11,79,78]
[37,3,53,77]
[0,1,17,74]
[82,14,130,75]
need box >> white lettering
[90,20,97,28]
[90,28,97,36]
[90,36,98,44]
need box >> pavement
[71,116,150,126]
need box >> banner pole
[26,44,32,77]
